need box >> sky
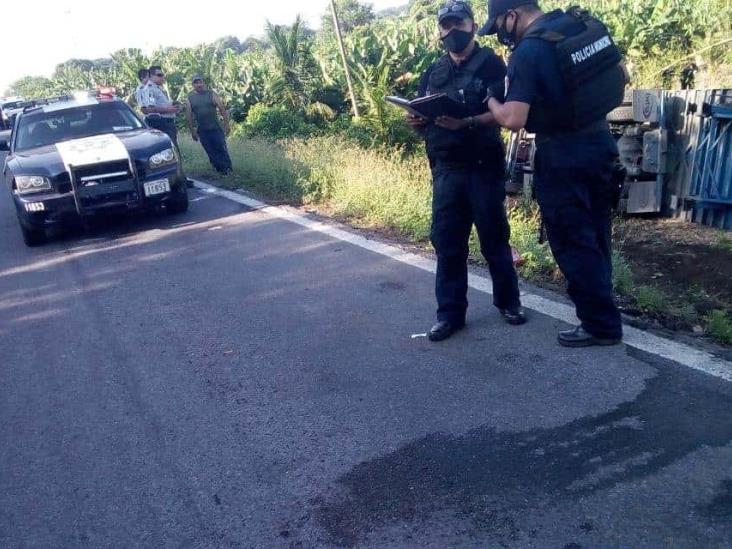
[1,0,408,96]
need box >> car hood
[9,130,173,176]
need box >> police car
[1,98,29,129]
[0,93,188,246]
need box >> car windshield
[14,102,143,151]
[2,101,25,110]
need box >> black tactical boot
[499,307,527,326]
[428,320,464,342]
[558,326,622,348]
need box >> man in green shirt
[185,75,233,174]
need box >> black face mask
[497,12,520,49]
[441,28,474,53]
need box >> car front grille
[73,160,132,187]
[69,160,138,213]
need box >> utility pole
[330,0,360,119]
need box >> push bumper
[14,170,187,229]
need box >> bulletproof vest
[522,7,626,132]
[428,47,502,112]
[425,47,504,166]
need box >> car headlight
[15,176,52,194]
[148,148,177,169]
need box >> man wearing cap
[185,76,233,174]
[141,65,182,147]
[480,0,625,347]
[406,0,526,343]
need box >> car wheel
[20,223,47,247]
[167,192,189,214]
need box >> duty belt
[535,119,609,145]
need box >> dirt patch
[616,218,732,310]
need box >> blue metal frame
[685,90,732,229]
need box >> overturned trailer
[506,88,732,230]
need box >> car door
[0,129,13,189]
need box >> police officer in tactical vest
[481,0,626,347]
[407,0,526,342]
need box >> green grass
[635,285,667,315]
[612,251,635,296]
[467,206,556,279]
[632,284,698,328]
[179,136,309,202]
[708,310,732,345]
[507,207,556,279]
[717,234,732,253]
[181,134,556,270]
[181,134,432,238]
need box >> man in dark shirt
[481,0,624,347]
[407,0,526,342]
[185,75,233,174]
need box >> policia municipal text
[482,0,627,347]
[407,1,527,342]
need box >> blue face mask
[441,28,474,53]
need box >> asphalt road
[1,158,731,548]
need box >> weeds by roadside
[717,234,732,253]
[708,310,732,345]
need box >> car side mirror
[0,140,9,152]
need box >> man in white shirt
[133,68,149,115]
[141,65,182,147]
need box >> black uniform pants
[147,117,179,148]
[534,141,623,340]
[430,162,521,325]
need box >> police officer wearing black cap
[406,0,526,343]
[480,0,627,347]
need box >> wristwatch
[468,116,476,130]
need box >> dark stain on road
[314,369,732,546]
[701,479,732,520]
[377,281,406,292]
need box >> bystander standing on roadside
[185,75,233,174]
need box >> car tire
[20,223,47,247]
[167,192,189,214]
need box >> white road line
[193,180,732,383]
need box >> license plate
[144,179,170,197]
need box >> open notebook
[386,93,472,120]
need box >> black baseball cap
[478,0,538,36]
[437,0,474,24]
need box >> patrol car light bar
[96,87,117,99]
